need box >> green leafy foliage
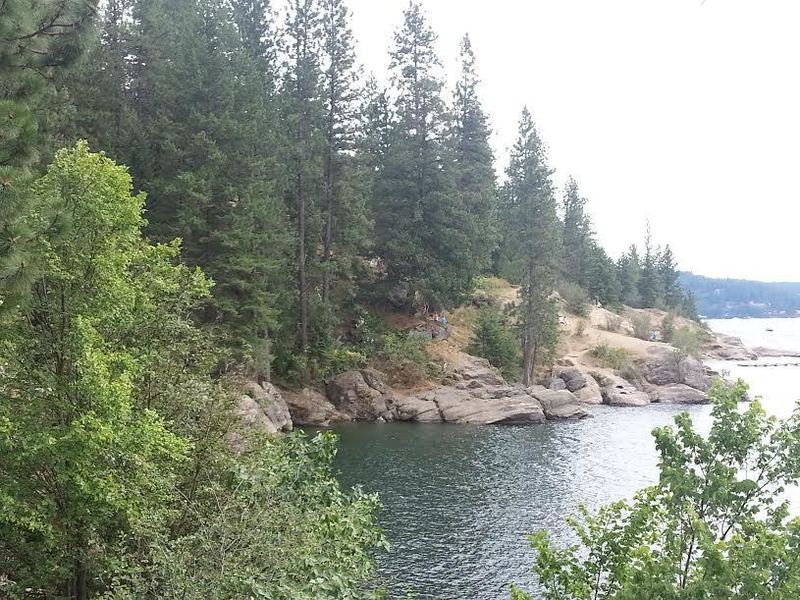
[515,380,800,600]
[0,145,386,599]
[468,308,521,379]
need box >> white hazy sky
[345,0,800,282]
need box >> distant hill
[679,272,800,318]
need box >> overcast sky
[345,0,800,282]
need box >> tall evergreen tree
[282,0,324,358]
[320,0,366,305]
[659,244,681,309]
[561,176,592,286]
[374,1,474,307]
[500,108,561,385]
[0,0,96,305]
[449,33,497,275]
[618,244,642,307]
[639,223,662,308]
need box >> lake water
[332,318,800,600]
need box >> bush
[468,308,521,379]
[380,331,428,366]
[603,315,622,332]
[590,343,631,370]
[631,313,652,340]
[661,312,675,343]
[558,281,590,317]
[672,325,702,362]
[322,345,368,378]
[574,319,587,337]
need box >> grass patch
[591,343,632,370]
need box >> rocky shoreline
[237,339,726,431]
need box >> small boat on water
[766,328,774,332]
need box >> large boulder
[572,374,603,404]
[640,347,711,391]
[282,388,349,426]
[559,368,588,392]
[238,381,293,433]
[648,384,709,405]
[325,369,395,421]
[429,387,546,424]
[393,394,443,422]
[595,373,650,407]
[531,389,588,420]
[454,356,505,386]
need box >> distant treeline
[679,272,800,318]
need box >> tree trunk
[74,558,88,600]
[297,171,308,356]
[322,101,335,304]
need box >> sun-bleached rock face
[237,381,293,433]
[282,388,349,426]
[397,386,546,425]
[648,383,709,405]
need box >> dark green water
[331,404,715,600]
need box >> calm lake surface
[331,318,800,600]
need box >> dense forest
[680,272,800,318]
[30,0,695,384]
[1,0,761,598]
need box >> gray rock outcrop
[704,333,757,361]
[594,372,650,407]
[531,389,588,419]
[325,369,395,421]
[648,383,709,404]
[282,388,349,426]
[558,367,603,404]
[640,346,711,391]
[237,381,293,434]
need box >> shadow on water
[329,403,715,600]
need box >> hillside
[680,272,800,318]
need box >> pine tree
[374,1,474,307]
[639,223,662,308]
[560,177,587,281]
[320,0,364,305]
[659,244,681,309]
[618,245,641,307]
[449,34,497,275]
[0,0,96,306]
[500,108,561,385]
[282,0,324,359]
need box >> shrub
[322,345,368,378]
[381,331,428,366]
[603,315,622,332]
[672,326,702,362]
[661,312,675,343]
[558,281,590,317]
[574,319,587,337]
[468,308,521,379]
[590,343,631,370]
[631,313,652,340]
